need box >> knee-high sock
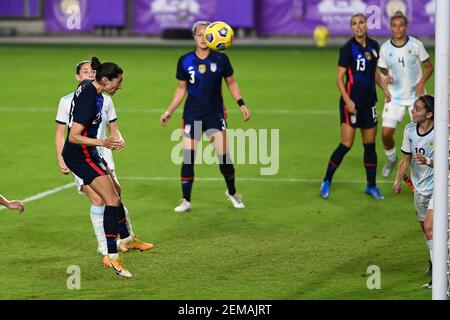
[364,143,377,187]
[219,154,236,195]
[90,205,107,255]
[181,149,195,202]
[118,203,131,241]
[324,143,351,182]
[103,205,120,254]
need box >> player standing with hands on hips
[160,21,251,213]
[320,13,391,200]
[378,11,433,177]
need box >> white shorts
[414,192,432,221]
[427,194,433,211]
[382,101,413,129]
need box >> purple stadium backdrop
[0,0,40,17]
[256,0,435,36]
[133,0,254,34]
[40,0,435,36]
[45,0,125,32]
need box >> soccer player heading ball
[320,13,391,200]
[62,57,152,278]
[160,21,251,212]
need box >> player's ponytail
[91,56,102,71]
[90,56,123,82]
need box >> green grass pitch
[0,44,435,299]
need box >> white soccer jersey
[56,92,117,170]
[378,36,429,106]
[400,122,434,196]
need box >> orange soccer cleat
[102,255,132,278]
[119,236,154,253]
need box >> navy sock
[364,143,377,188]
[103,206,119,254]
[118,203,130,239]
[324,143,351,182]
[181,149,195,202]
[219,154,236,195]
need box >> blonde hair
[191,21,211,35]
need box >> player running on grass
[320,13,391,200]
[160,21,251,213]
[392,95,435,286]
[378,11,433,177]
[56,60,152,257]
[62,57,152,278]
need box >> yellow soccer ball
[313,25,329,47]
[204,21,234,51]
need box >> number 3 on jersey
[188,66,195,84]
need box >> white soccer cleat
[174,199,192,213]
[102,255,132,278]
[225,190,245,208]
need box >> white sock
[108,253,119,260]
[384,148,397,162]
[124,206,134,237]
[427,240,433,261]
[122,235,133,244]
[90,205,107,255]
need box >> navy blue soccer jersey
[177,51,234,120]
[62,80,104,161]
[338,37,379,107]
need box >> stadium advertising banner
[45,0,125,32]
[133,0,254,34]
[256,0,436,36]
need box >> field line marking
[119,176,392,184]
[0,176,392,210]
[0,107,337,116]
[0,182,75,211]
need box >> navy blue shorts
[63,150,108,186]
[339,99,378,129]
[182,114,227,141]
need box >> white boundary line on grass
[0,177,392,210]
[0,182,75,211]
[0,107,337,116]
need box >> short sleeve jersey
[176,51,234,120]
[401,122,434,196]
[62,80,104,160]
[378,36,430,106]
[338,37,380,107]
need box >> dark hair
[350,13,367,25]
[75,60,91,74]
[91,56,123,82]
[418,95,434,118]
[391,11,408,25]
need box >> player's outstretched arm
[225,76,250,121]
[160,81,187,126]
[0,194,24,214]
[392,154,411,194]
[55,123,71,174]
